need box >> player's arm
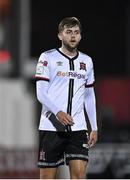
[36,80,61,115]
[84,87,98,147]
[35,53,61,115]
[36,80,74,126]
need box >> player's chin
[69,43,78,49]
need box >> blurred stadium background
[0,0,130,178]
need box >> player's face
[58,25,81,51]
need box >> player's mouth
[70,39,76,42]
[70,40,76,44]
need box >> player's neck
[59,47,78,57]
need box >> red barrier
[96,77,130,123]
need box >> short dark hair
[58,17,82,33]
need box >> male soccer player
[35,17,98,179]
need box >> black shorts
[37,130,89,168]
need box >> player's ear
[80,35,82,41]
[58,33,62,41]
[79,33,82,40]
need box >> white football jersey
[35,48,95,131]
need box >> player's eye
[66,30,72,34]
[74,30,80,35]
[66,30,80,35]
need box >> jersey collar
[56,48,79,61]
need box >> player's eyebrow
[65,28,80,32]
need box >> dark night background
[30,0,128,76]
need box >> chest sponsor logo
[57,71,85,79]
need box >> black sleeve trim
[85,82,94,88]
[35,76,50,82]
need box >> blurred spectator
[0,0,12,76]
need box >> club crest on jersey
[57,61,63,66]
[79,62,86,71]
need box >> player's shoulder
[79,51,93,63]
[38,48,57,62]
[40,48,57,56]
